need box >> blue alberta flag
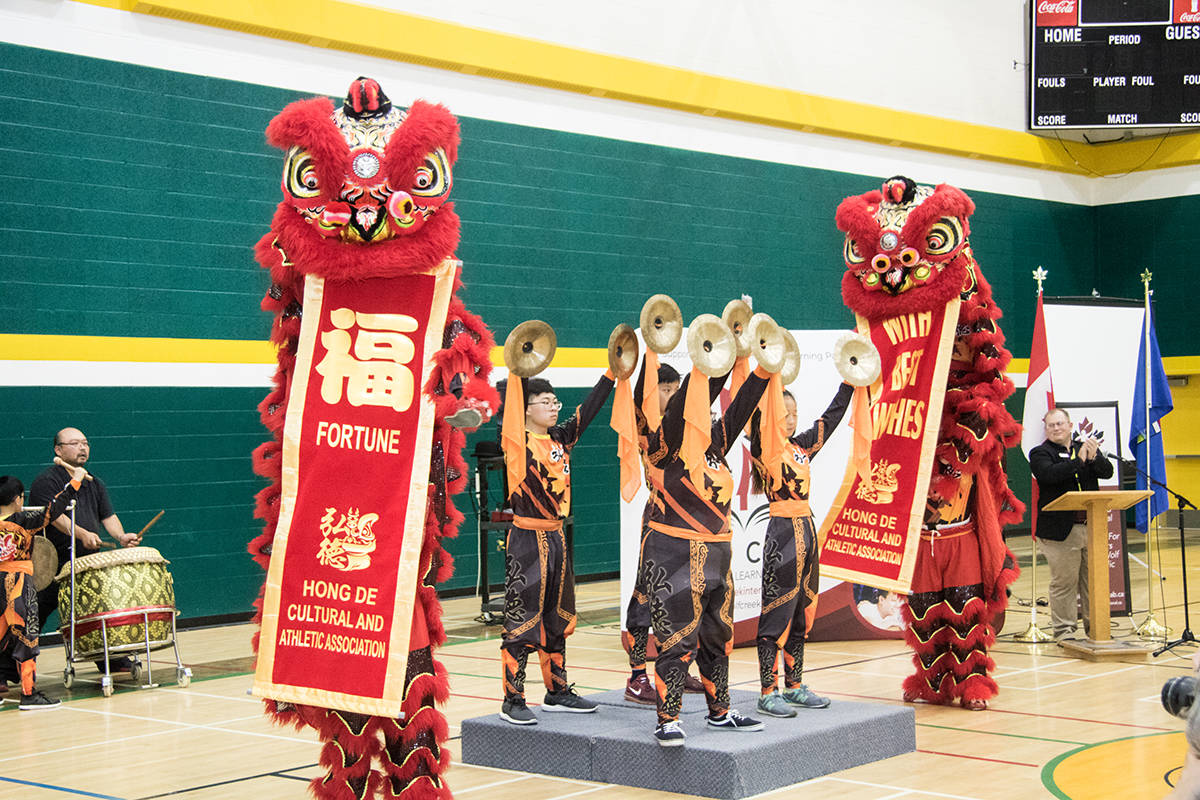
[1129,306,1173,532]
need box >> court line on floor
[917,748,1039,768]
[132,764,317,799]
[0,775,124,799]
[822,690,1174,730]
[0,710,314,766]
[455,774,529,794]
[748,776,982,800]
[916,722,1088,746]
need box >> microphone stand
[1118,455,1198,656]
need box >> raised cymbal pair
[504,319,641,381]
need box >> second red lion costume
[836,175,1024,710]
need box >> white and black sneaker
[706,708,763,731]
[542,684,598,713]
[654,720,686,747]
[499,696,537,725]
[19,690,60,711]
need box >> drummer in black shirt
[28,428,139,670]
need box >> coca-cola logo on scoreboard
[1175,0,1200,23]
[1037,0,1078,27]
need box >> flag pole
[1015,266,1054,644]
[1135,269,1170,640]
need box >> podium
[1041,490,1153,660]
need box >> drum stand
[60,503,193,696]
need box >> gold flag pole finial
[1033,266,1048,295]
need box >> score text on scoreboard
[1030,0,1200,130]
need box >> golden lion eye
[284,147,320,199]
[412,150,450,198]
[844,237,866,265]
[925,218,963,256]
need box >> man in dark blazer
[1029,408,1114,641]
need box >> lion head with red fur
[837,176,975,319]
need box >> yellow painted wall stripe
[7,334,1199,375]
[0,334,276,363]
[71,0,1200,176]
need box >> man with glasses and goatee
[28,427,139,672]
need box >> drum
[56,546,176,658]
[32,536,58,593]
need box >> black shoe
[19,690,60,711]
[95,656,135,674]
[542,684,598,713]
[654,720,686,747]
[499,696,537,725]
[706,708,763,731]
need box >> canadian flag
[1022,291,1054,536]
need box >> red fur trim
[382,776,453,800]
[265,96,349,207]
[957,674,999,703]
[898,184,974,249]
[383,101,460,191]
[269,204,460,280]
[842,255,968,320]
[309,771,380,800]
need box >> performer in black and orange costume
[499,373,614,725]
[748,383,852,718]
[642,365,771,746]
[0,458,87,710]
[624,360,713,704]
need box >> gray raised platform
[460,689,915,799]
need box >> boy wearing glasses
[498,373,613,725]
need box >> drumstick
[134,510,165,542]
[53,456,93,482]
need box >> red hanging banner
[253,262,455,717]
[818,298,960,594]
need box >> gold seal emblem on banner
[317,507,380,570]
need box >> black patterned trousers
[644,529,733,725]
[501,524,576,700]
[623,520,653,669]
[756,515,819,692]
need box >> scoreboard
[1030,0,1200,130]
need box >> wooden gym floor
[3,531,1197,800]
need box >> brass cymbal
[504,320,557,378]
[608,323,639,381]
[780,330,802,385]
[722,299,754,358]
[833,332,882,387]
[747,313,786,374]
[686,313,737,377]
[640,294,683,354]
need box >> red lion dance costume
[836,176,1023,710]
[250,78,497,798]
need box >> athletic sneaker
[756,690,797,718]
[654,720,686,747]
[683,673,705,693]
[705,708,763,731]
[624,673,655,705]
[19,690,60,711]
[499,696,537,725]
[781,685,831,709]
[542,684,598,713]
